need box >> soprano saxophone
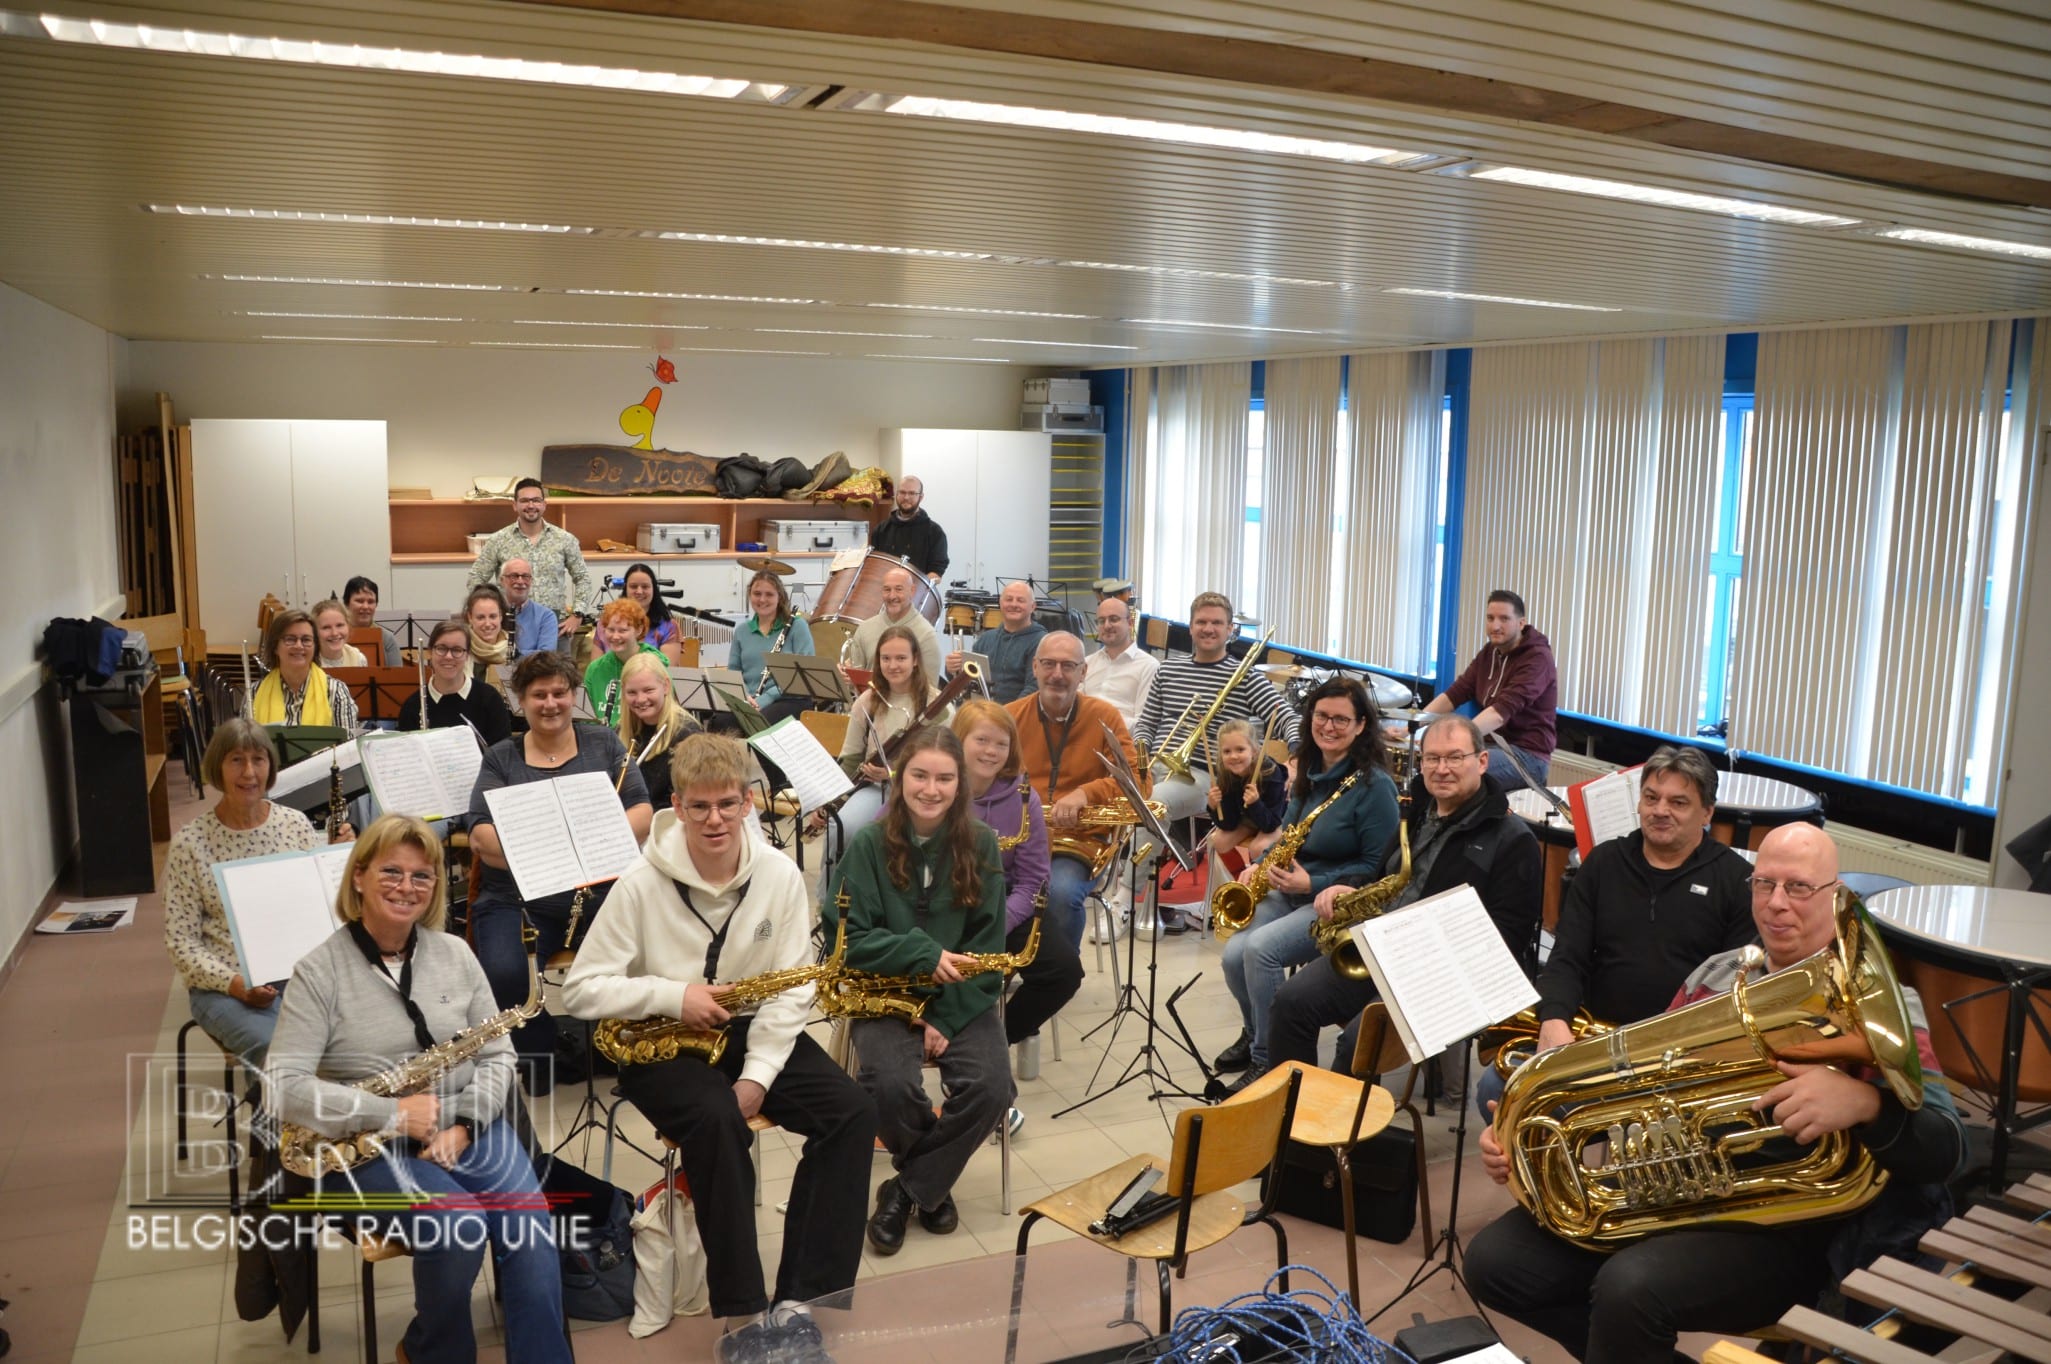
[278,932,543,1177]
[595,919,846,1066]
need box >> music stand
[1484,732,1571,820]
[1366,1040,1490,1331]
[771,655,853,706]
[330,667,424,723]
[1054,728,1208,1117]
[669,666,746,716]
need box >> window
[1698,394,1751,735]
[1243,400,1264,621]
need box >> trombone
[1153,627,1274,781]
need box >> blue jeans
[325,1117,570,1364]
[1046,852,1096,954]
[471,885,606,1068]
[1220,892,1323,1070]
[188,986,280,1074]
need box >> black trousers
[1465,1204,1837,1364]
[1003,914,1083,1044]
[618,1024,876,1319]
[1264,955,1378,1071]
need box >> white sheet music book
[748,717,854,814]
[483,771,641,900]
[357,726,484,820]
[1568,766,1643,856]
[1351,883,1537,1066]
[214,845,354,986]
[274,737,361,806]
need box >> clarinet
[324,748,346,842]
[601,678,619,727]
[748,614,793,703]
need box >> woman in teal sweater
[827,725,1012,1258]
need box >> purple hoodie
[971,776,1050,932]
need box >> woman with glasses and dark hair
[467,651,653,1087]
[267,814,571,1364]
[1214,676,1400,1094]
[396,618,512,744]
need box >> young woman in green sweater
[827,725,1013,1256]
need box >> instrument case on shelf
[761,518,866,554]
[635,522,722,553]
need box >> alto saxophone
[821,919,1041,1022]
[1208,770,1360,940]
[278,933,543,1177]
[595,919,846,1066]
[1311,819,1412,978]
[1043,797,1168,879]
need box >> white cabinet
[880,428,1051,593]
[190,419,390,641]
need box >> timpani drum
[1709,773,1823,850]
[1507,786,1578,934]
[811,550,943,626]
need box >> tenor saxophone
[1208,770,1360,940]
[820,919,1041,1022]
[1043,798,1168,879]
[278,935,543,1177]
[595,919,846,1066]
[1311,819,1411,978]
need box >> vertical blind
[1140,361,1251,618]
[1459,337,1722,729]
[1258,356,1343,646]
[1122,367,1152,601]
[1735,320,2015,798]
[1340,349,1445,675]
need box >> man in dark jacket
[1264,714,1542,1072]
[869,475,950,581]
[1423,588,1557,779]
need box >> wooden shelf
[392,550,842,565]
[392,495,879,558]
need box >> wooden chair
[1263,1059,1395,1309]
[799,709,850,757]
[1006,1067,1301,1358]
[1351,1002,1434,1257]
[1142,616,1171,658]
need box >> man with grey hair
[1262,714,1542,1073]
[499,557,558,657]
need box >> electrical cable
[1128,1265,1420,1364]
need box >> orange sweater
[1004,693,1148,809]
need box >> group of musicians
[160,474,1971,1364]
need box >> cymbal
[1259,663,1307,680]
[1382,706,1437,725]
[738,555,796,575]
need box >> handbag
[537,1155,637,1321]
[629,1169,710,1337]
[1272,1126,1420,1244]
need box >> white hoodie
[562,807,817,1091]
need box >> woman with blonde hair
[583,597,664,727]
[821,623,947,854]
[616,648,702,810]
[310,598,367,669]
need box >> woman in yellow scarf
[251,610,359,728]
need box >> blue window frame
[1700,392,1751,735]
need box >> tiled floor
[7,775,1990,1362]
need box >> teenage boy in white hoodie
[564,732,874,1364]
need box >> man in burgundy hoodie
[1425,589,1557,781]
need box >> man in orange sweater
[1005,632,1148,958]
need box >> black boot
[1213,1029,1252,1073]
[917,1195,959,1234]
[867,1177,913,1255]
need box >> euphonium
[1493,888,1921,1246]
[279,932,544,1178]
[1312,820,1412,979]
[594,919,846,1067]
[821,919,1041,1022]
[1209,770,1360,940]
[1153,628,1274,781]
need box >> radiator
[1547,751,1618,786]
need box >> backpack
[758,456,812,496]
[714,454,769,498]
[537,1155,637,1321]
[41,617,123,692]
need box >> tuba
[1477,1005,1611,1077]
[1493,888,1922,1246]
[1311,820,1412,979]
[1209,770,1359,940]
[596,919,845,1067]
[1153,628,1273,781]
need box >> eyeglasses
[375,867,436,892]
[430,644,470,658]
[1420,751,1478,769]
[1036,660,1084,674]
[1747,876,1839,901]
[1310,712,1362,729]
[279,634,314,648]
[681,797,749,823]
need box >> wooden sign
[541,444,722,496]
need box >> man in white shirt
[842,567,943,680]
[1081,595,1157,729]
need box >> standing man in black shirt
[871,475,950,583]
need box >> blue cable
[1136,1265,1420,1364]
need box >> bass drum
[811,550,943,626]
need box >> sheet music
[749,718,854,813]
[482,782,582,899]
[358,727,486,820]
[423,725,486,811]
[556,770,642,883]
[214,845,353,985]
[1353,883,1538,1064]
[274,737,361,805]
[1570,767,1643,855]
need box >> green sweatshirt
[826,821,1007,1039]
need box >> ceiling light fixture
[212,273,517,290]
[472,340,642,350]
[869,303,1097,320]
[260,334,439,344]
[240,310,465,322]
[672,346,830,357]
[971,337,1138,350]
[756,328,938,339]
[509,319,710,329]
[864,353,1014,364]
[1467,166,1858,228]
[20,11,780,100]
[657,230,1015,263]
[1386,287,1621,312]
[1125,318,1329,336]
[878,94,1429,168]
[150,204,586,233]
[1066,259,1350,289]
[563,288,825,304]
[1874,226,2051,262]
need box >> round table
[1506,786,1577,933]
[1711,773,1824,849]
[1869,883,2051,1187]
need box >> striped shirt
[1133,654,1299,758]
